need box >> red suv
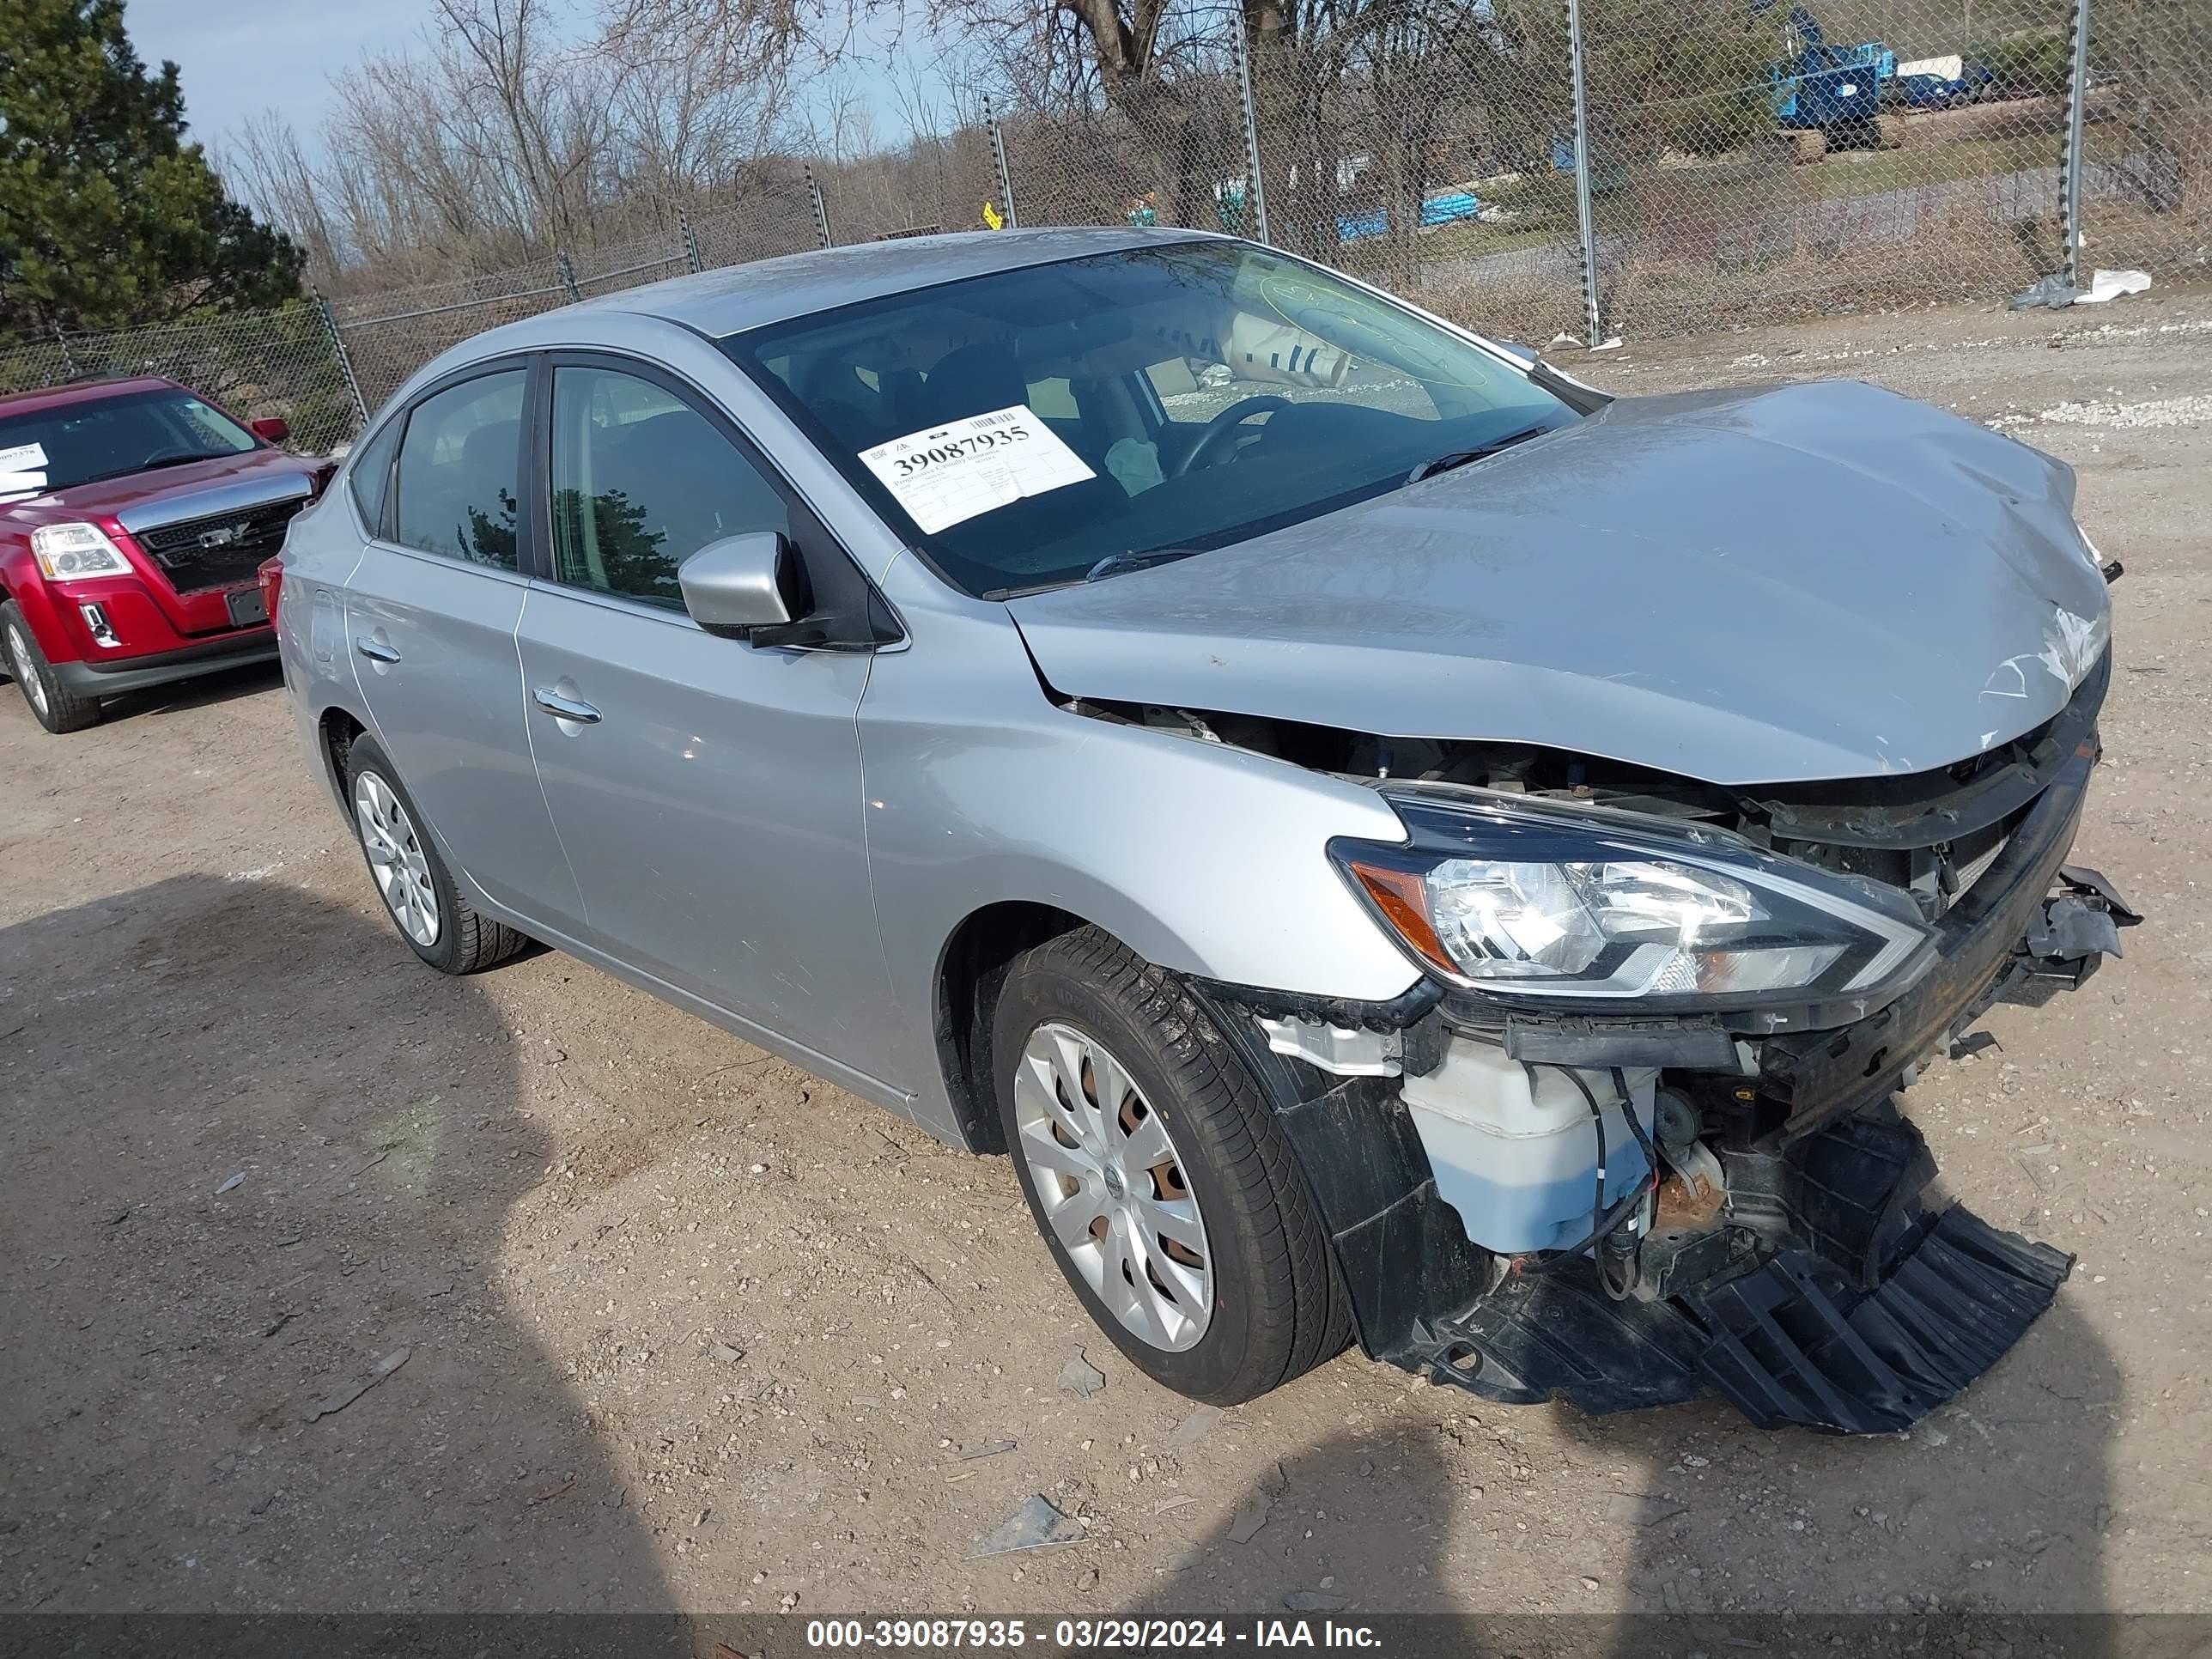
[0,374,332,732]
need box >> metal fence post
[313,294,371,430]
[1565,0,1603,345]
[805,167,835,248]
[557,252,583,302]
[678,208,704,274]
[52,321,81,379]
[1233,19,1271,246]
[2059,0,2092,293]
[985,96,1018,229]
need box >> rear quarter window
[346,419,402,537]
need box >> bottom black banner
[3,1614,2209,1659]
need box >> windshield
[0,387,258,500]
[724,240,1576,597]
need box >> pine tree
[0,0,303,332]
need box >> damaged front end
[1185,654,2139,1435]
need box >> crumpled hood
[1007,380,2112,786]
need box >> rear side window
[391,372,526,568]
[547,365,792,608]
[346,418,401,536]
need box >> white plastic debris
[2073,269,2152,305]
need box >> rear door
[343,361,586,931]
[512,356,888,1076]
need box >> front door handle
[532,687,602,725]
[356,636,401,664]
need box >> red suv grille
[135,498,307,595]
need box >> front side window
[0,387,258,499]
[547,366,792,608]
[391,371,525,568]
[726,240,1574,597]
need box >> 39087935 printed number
[887,422,1034,476]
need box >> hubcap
[8,626,48,717]
[353,771,441,947]
[1013,1022,1214,1352]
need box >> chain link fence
[6,0,2197,457]
[0,306,364,454]
[2081,1,2212,278]
[997,1,1257,243]
[1576,0,2084,336]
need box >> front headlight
[32,522,132,580]
[1332,793,1934,1006]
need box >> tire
[3,601,102,733]
[992,927,1350,1403]
[343,732,528,975]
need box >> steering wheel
[1171,394,1292,477]
[137,444,204,468]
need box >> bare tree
[222,0,814,290]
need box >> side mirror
[679,532,812,640]
[250,416,290,444]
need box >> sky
[126,0,921,168]
[127,0,428,156]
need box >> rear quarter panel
[271,484,371,808]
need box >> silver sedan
[274,227,2132,1429]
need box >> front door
[514,359,890,1078]
[344,364,586,930]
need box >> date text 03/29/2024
[802,1617,1382,1650]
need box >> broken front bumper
[1757,740,2134,1138]
[1415,1103,2075,1433]
[1200,744,2140,1435]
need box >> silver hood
[1006,380,2112,786]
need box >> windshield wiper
[1405,424,1553,485]
[1083,547,1202,584]
[41,453,233,491]
[139,451,234,471]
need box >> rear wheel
[993,927,1350,1403]
[2,602,101,734]
[343,733,528,975]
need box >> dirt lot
[3,289,2209,1625]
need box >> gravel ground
[2,287,2208,1622]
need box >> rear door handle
[532,687,602,725]
[356,637,401,664]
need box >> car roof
[580,225,1217,339]
[380,226,1229,419]
[0,374,181,416]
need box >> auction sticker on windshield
[0,441,47,500]
[859,405,1095,534]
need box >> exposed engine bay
[1114,655,2140,1433]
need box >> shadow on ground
[1121,1295,2118,1638]
[0,875,675,1626]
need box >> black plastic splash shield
[1698,1207,2074,1433]
[1409,1263,1711,1415]
[1390,1108,2073,1433]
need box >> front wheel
[993,927,1350,1403]
[3,601,101,733]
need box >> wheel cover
[1014,1022,1214,1351]
[8,625,49,718]
[353,771,441,947]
